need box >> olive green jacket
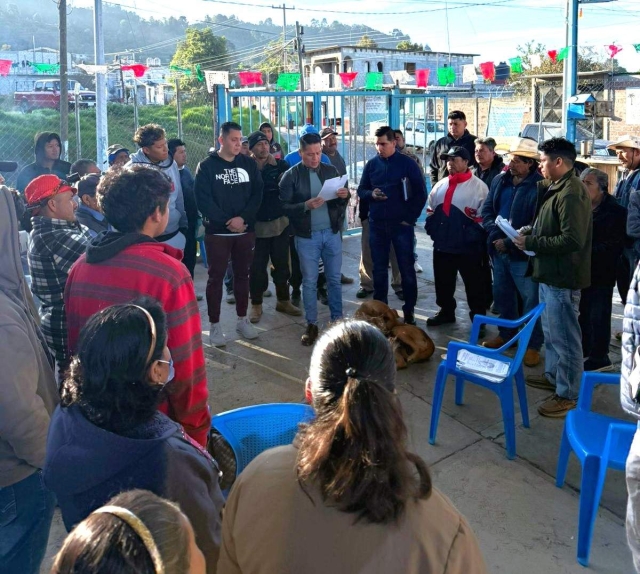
[524,170,592,290]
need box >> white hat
[607,135,640,151]
[507,138,540,160]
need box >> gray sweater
[0,187,59,488]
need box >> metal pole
[75,92,81,159]
[59,0,69,161]
[296,22,305,91]
[176,78,183,139]
[564,0,578,142]
[133,82,139,131]
[94,0,108,168]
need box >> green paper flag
[31,62,59,74]
[634,44,640,53]
[276,73,300,91]
[509,57,522,74]
[437,67,455,86]
[170,65,192,77]
[196,64,204,82]
[557,47,570,62]
[365,72,384,91]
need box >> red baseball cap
[25,174,75,206]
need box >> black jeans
[250,228,291,304]
[433,250,486,319]
[182,227,197,279]
[579,284,614,361]
[369,221,417,317]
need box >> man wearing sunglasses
[280,132,350,346]
[25,174,92,378]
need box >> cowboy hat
[607,135,640,151]
[507,137,540,160]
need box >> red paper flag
[121,64,148,78]
[547,50,558,63]
[238,71,263,86]
[0,59,12,76]
[338,72,358,87]
[415,69,430,88]
[607,44,622,59]
[479,62,495,82]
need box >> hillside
[0,1,426,66]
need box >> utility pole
[295,21,305,91]
[272,4,294,70]
[94,0,108,168]
[59,0,69,161]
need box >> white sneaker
[209,323,226,347]
[236,317,259,340]
[414,262,423,273]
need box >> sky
[76,0,640,71]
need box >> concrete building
[303,45,476,90]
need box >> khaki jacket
[217,445,487,574]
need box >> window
[365,61,371,73]
[404,62,416,76]
[377,62,383,72]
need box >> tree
[357,34,378,49]
[245,35,297,85]
[170,28,228,92]
[396,40,423,51]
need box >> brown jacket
[217,445,487,574]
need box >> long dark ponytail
[297,320,431,524]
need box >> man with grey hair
[472,137,504,188]
[579,167,626,371]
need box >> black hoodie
[194,151,263,234]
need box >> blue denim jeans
[369,221,417,317]
[539,284,583,400]
[492,253,543,350]
[295,229,342,324]
[0,471,56,574]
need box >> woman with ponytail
[218,320,487,574]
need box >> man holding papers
[357,126,427,326]
[280,132,349,346]
[512,137,592,418]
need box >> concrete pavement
[41,228,634,572]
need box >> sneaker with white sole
[209,323,226,347]
[414,262,423,273]
[236,317,259,340]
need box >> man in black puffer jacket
[429,110,477,186]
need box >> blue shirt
[284,150,331,167]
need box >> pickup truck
[403,119,446,154]
[15,80,96,113]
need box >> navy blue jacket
[615,169,640,209]
[357,151,427,225]
[481,169,542,260]
[44,405,224,572]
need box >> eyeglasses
[157,358,173,369]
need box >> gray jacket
[127,150,188,235]
[622,262,640,419]
[0,187,59,488]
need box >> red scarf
[443,170,473,216]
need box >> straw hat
[607,135,640,151]
[507,138,540,160]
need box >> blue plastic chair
[429,302,545,460]
[198,238,208,267]
[211,403,315,478]
[556,372,635,567]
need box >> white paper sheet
[456,349,510,383]
[318,175,348,201]
[496,215,536,256]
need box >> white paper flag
[390,70,413,85]
[462,64,478,84]
[204,70,229,92]
[75,64,109,75]
[529,54,542,69]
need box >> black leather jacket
[279,162,348,238]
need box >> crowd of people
[2,109,640,572]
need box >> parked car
[403,119,446,153]
[14,80,96,113]
[520,123,615,157]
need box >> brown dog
[391,324,435,370]
[354,300,400,335]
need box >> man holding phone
[357,126,427,325]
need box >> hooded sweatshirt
[194,151,263,234]
[64,231,211,446]
[44,406,224,573]
[16,133,71,193]
[0,187,59,488]
[127,150,188,240]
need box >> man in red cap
[25,174,91,377]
